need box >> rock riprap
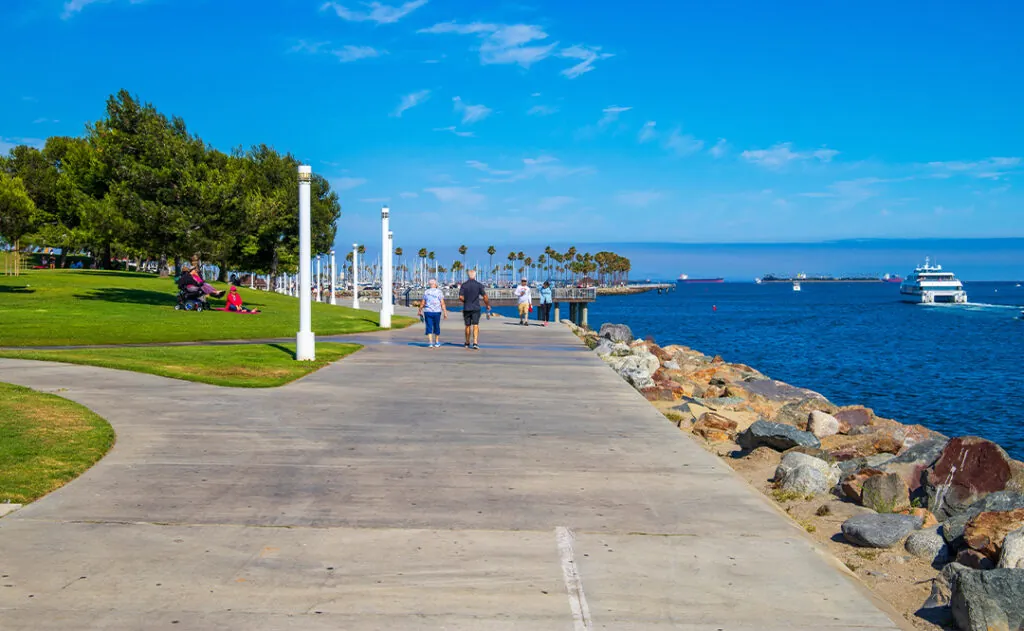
[860,472,911,514]
[963,509,1024,562]
[841,513,923,548]
[808,410,841,438]
[998,528,1024,569]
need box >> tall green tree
[0,172,37,248]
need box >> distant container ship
[757,273,899,283]
[678,274,724,283]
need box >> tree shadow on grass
[74,270,166,280]
[74,288,182,307]
[0,286,36,294]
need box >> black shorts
[463,310,482,326]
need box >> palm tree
[428,251,436,280]
[458,245,468,282]
[394,247,404,285]
[506,252,516,285]
[417,248,427,285]
[524,256,533,282]
[487,245,496,283]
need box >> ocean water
[572,282,1024,459]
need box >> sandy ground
[651,401,954,631]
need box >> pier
[405,286,597,327]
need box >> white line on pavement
[555,526,593,631]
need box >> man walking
[514,278,532,325]
[459,269,491,349]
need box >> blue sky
[3,0,1023,260]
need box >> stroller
[175,274,208,312]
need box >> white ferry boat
[899,258,967,304]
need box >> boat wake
[922,302,1020,311]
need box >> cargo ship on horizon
[678,274,724,283]
[757,273,903,283]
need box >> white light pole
[329,249,337,305]
[352,243,360,309]
[380,207,392,328]
[296,165,315,361]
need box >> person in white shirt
[513,278,532,326]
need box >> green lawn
[0,270,413,347]
[0,382,115,504]
[0,343,360,388]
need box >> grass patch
[0,270,414,346]
[0,382,115,504]
[0,343,360,388]
[662,410,686,424]
[771,489,809,503]
[855,549,881,561]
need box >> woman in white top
[418,278,448,347]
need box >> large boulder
[808,410,841,438]
[949,565,1024,631]
[881,438,948,493]
[924,436,1024,520]
[840,468,886,504]
[742,380,829,403]
[841,513,923,548]
[737,420,820,452]
[598,323,633,343]
[630,349,662,376]
[860,472,911,514]
[594,338,616,356]
[692,412,738,442]
[780,466,830,496]
[834,406,875,433]
[943,492,1024,549]
[998,528,1024,569]
[622,368,655,391]
[964,509,1024,562]
[905,526,952,565]
[774,452,840,487]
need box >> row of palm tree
[314,244,631,288]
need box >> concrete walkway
[0,317,908,630]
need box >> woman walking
[418,278,447,347]
[538,281,553,326]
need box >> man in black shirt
[458,269,491,349]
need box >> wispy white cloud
[527,104,558,116]
[599,105,631,127]
[709,138,729,159]
[452,96,492,124]
[537,196,576,212]
[424,186,485,206]
[617,190,666,208]
[433,126,475,138]
[321,0,428,24]
[467,155,593,183]
[925,157,1021,180]
[530,92,542,97]
[664,128,704,156]
[399,191,419,198]
[32,118,60,124]
[331,177,368,191]
[0,137,46,155]
[638,121,657,143]
[359,197,392,203]
[419,21,558,68]
[741,142,839,169]
[392,89,431,117]
[62,0,129,20]
[332,45,384,63]
[559,45,613,79]
[291,40,384,63]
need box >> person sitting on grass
[226,286,260,313]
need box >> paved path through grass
[0,319,908,630]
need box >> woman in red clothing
[226,286,260,313]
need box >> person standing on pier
[459,269,490,349]
[418,278,447,348]
[514,278,532,326]
[538,281,553,326]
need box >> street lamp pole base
[296,331,316,361]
